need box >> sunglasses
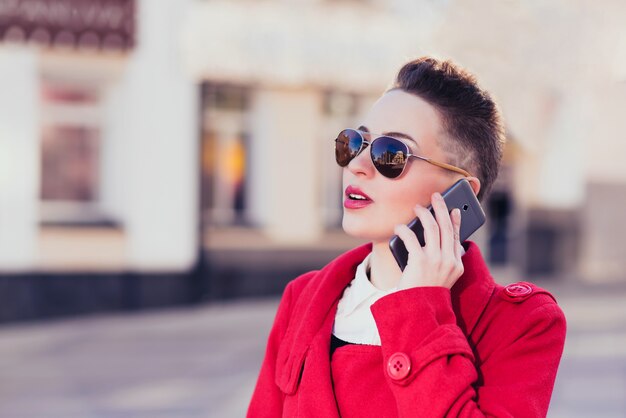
[334,128,471,179]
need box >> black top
[330,333,354,356]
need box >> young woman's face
[342,89,462,242]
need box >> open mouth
[344,186,373,208]
[348,193,369,201]
[345,185,372,200]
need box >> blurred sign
[0,0,135,51]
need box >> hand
[394,192,465,290]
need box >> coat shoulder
[473,281,566,356]
[284,270,319,301]
[493,281,560,308]
[483,281,566,334]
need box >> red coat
[247,242,566,417]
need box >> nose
[346,143,376,177]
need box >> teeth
[349,193,367,200]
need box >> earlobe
[466,176,481,197]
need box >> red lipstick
[344,185,373,209]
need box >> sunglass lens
[335,129,362,167]
[371,136,408,178]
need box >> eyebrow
[357,125,419,148]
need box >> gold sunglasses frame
[335,129,472,178]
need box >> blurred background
[0,0,625,416]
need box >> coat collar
[451,241,497,335]
[275,243,370,395]
[275,241,496,395]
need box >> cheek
[390,181,430,213]
[382,185,426,225]
[383,176,436,220]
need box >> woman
[247,57,566,417]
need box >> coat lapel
[275,243,372,395]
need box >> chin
[342,214,393,242]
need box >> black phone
[389,179,486,271]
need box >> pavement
[1,286,625,418]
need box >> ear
[465,176,481,197]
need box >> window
[201,83,250,226]
[39,82,107,225]
[320,90,362,228]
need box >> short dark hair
[389,57,505,201]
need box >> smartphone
[389,179,486,271]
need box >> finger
[451,208,463,259]
[452,208,461,241]
[432,192,454,254]
[414,200,440,253]
[455,242,464,262]
[394,224,425,261]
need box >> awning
[0,0,135,51]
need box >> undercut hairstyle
[389,57,505,201]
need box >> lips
[344,185,373,209]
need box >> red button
[387,352,411,380]
[504,283,532,297]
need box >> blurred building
[0,0,198,321]
[1,0,625,322]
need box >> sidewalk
[0,299,276,418]
[1,287,625,417]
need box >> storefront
[0,0,200,321]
